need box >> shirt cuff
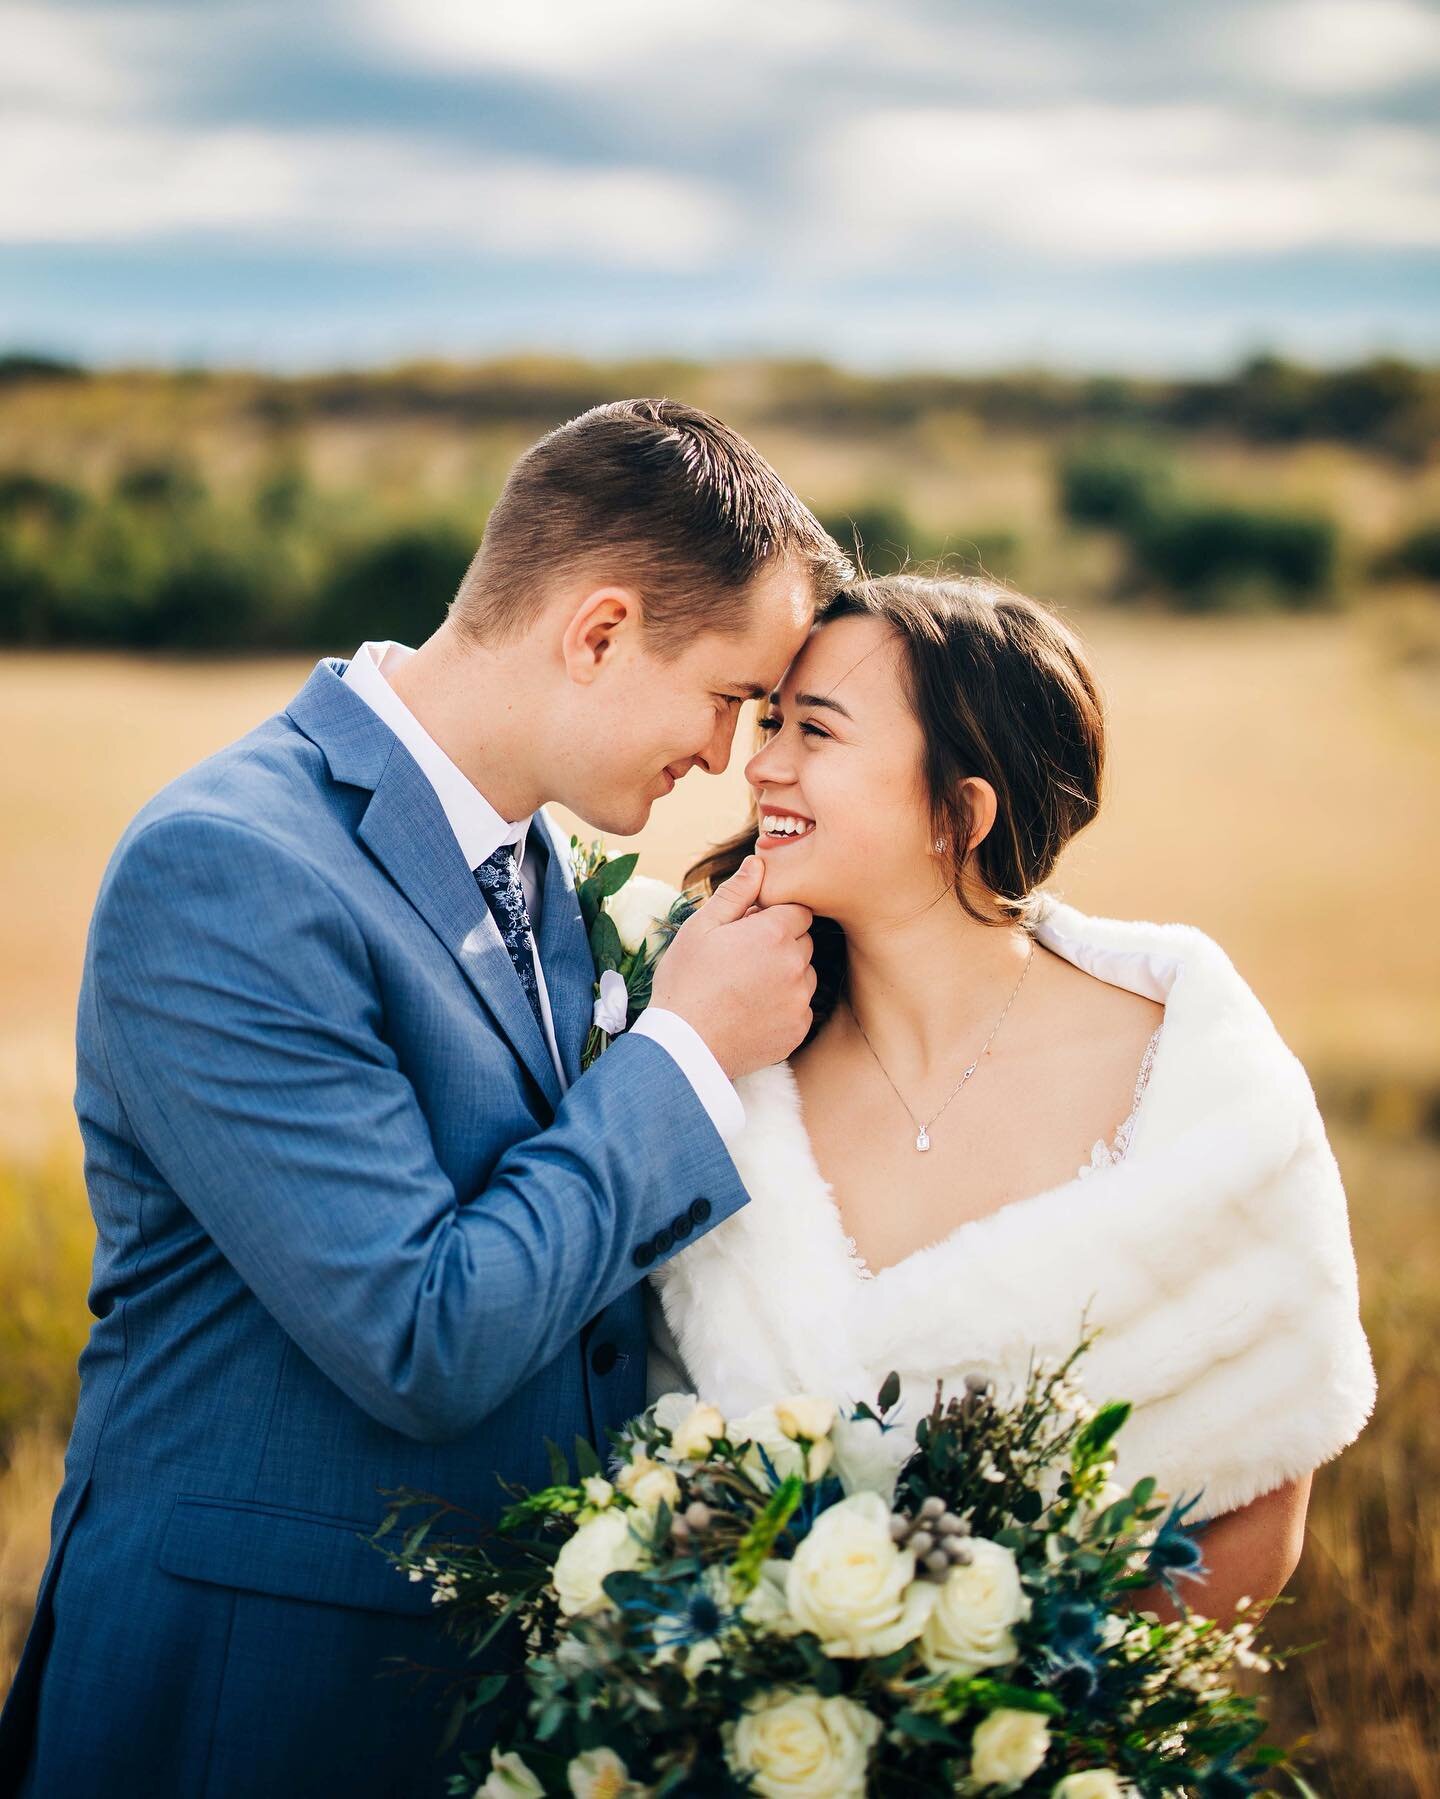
[631,1009,746,1146]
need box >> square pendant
[916,1128,931,1152]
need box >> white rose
[616,1453,672,1500]
[475,1748,545,1798]
[970,1709,1051,1789]
[567,1746,636,1799]
[626,1464,682,1515]
[553,1509,649,1617]
[829,1414,915,1504]
[727,1405,807,1484]
[920,1537,1031,1677]
[1053,1772,1131,1798]
[582,1476,615,1510]
[775,1395,837,1441]
[724,1687,881,1799]
[784,1491,936,1658]
[651,1391,699,1434]
[670,1402,727,1461]
[604,875,680,957]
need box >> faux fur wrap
[650,898,1376,1522]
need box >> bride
[649,574,1375,1623]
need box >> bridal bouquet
[569,838,697,1070]
[378,1339,1311,1797]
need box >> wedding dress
[649,897,1375,1524]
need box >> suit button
[671,1212,693,1239]
[591,1341,618,1376]
[653,1228,674,1255]
[632,1242,657,1269]
[689,1197,712,1225]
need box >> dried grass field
[1,607,1437,1791]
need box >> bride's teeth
[762,814,813,837]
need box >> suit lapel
[534,811,595,1087]
[287,661,562,1111]
[358,748,563,1110]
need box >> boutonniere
[570,838,698,1070]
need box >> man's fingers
[697,855,765,927]
[761,902,814,939]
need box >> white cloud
[1223,0,1440,96]
[0,114,736,265]
[0,2,148,107]
[804,103,1440,263]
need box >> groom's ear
[560,584,643,685]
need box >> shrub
[305,521,476,653]
[1058,440,1171,532]
[1131,501,1337,612]
[816,501,919,576]
[1374,522,1440,585]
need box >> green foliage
[1058,440,1172,532]
[1130,501,1337,612]
[1374,520,1440,585]
[306,522,475,654]
[1058,438,1339,611]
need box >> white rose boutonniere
[570,839,694,1070]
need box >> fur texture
[651,898,1376,1522]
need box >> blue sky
[3,0,1438,371]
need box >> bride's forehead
[779,614,896,696]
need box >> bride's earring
[933,836,948,854]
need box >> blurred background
[2,2,1438,1789]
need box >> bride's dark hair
[685,574,1107,1035]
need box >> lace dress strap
[1078,1022,1163,1179]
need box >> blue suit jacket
[0,660,747,1798]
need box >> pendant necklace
[845,937,1035,1152]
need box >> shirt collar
[341,641,531,872]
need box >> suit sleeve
[90,812,749,1443]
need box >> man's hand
[651,856,815,1079]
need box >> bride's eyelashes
[756,713,831,742]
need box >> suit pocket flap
[158,1494,436,1617]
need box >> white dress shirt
[342,642,743,1142]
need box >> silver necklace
[845,938,1035,1152]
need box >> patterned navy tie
[473,844,546,1032]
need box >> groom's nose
[694,707,741,775]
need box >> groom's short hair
[449,398,851,654]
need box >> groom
[0,400,849,1797]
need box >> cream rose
[727,1404,808,1483]
[784,1491,936,1657]
[670,1401,727,1461]
[616,1453,678,1506]
[553,1508,650,1617]
[604,875,680,957]
[970,1709,1051,1789]
[1053,1773,1131,1798]
[581,1476,615,1510]
[774,1394,837,1441]
[919,1536,1031,1677]
[724,1687,881,1799]
[626,1464,682,1514]
[475,1748,545,1798]
[566,1746,637,1799]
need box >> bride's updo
[688,573,1107,1022]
